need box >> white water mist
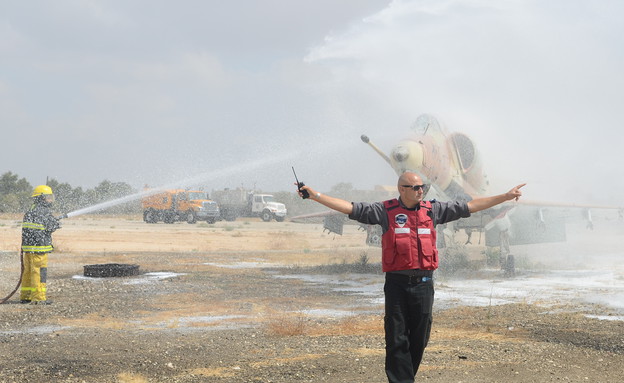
[62,141,345,218]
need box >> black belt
[386,270,434,284]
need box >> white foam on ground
[586,314,624,321]
[0,325,70,336]
[436,269,624,312]
[276,268,624,320]
[72,271,186,284]
[299,308,359,318]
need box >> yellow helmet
[32,185,53,197]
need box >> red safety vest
[381,199,438,272]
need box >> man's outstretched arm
[467,183,526,213]
[298,185,354,215]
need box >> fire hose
[0,249,24,304]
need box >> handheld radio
[292,167,309,199]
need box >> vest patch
[418,228,431,235]
[395,228,410,234]
[395,213,408,227]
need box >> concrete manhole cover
[83,263,140,278]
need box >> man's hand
[294,183,317,200]
[506,183,526,202]
[468,183,527,213]
[295,184,353,214]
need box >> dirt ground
[1,215,623,383]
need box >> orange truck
[142,189,220,224]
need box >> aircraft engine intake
[448,133,488,195]
[450,133,476,170]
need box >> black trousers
[384,273,434,383]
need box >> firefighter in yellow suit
[20,185,61,305]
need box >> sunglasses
[400,184,429,192]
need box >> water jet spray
[58,147,320,219]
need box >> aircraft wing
[292,209,384,246]
[290,210,341,221]
[290,210,349,235]
[472,200,623,247]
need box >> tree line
[0,171,137,215]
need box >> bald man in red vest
[299,172,525,383]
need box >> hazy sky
[2,0,623,206]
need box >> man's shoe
[20,299,31,304]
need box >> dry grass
[264,313,383,337]
[189,367,237,378]
[308,315,383,336]
[267,230,300,250]
[59,313,135,330]
[264,314,308,336]
[117,372,149,383]
[249,353,325,368]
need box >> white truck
[211,188,287,222]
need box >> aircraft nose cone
[392,146,409,162]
